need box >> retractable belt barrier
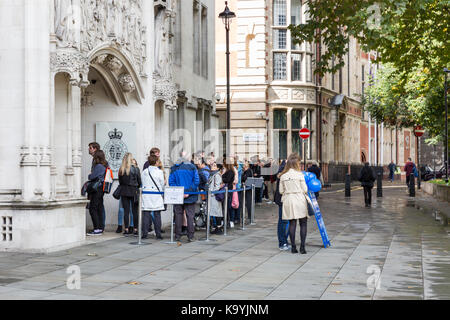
[139,187,253,243]
[141,187,250,195]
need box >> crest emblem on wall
[103,128,128,173]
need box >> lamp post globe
[219,2,235,156]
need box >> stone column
[72,84,83,198]
[21,0,51,201]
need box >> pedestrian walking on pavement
[169,150,200,242]
[279,154,311,254]
[404,157,416,186]
[388,161,396,182]
[118,153,142,235]
[274,159,290,251]
[359,162,376,207]
[141,155,165,240]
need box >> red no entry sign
[299,128,310,140]
[414,126,424,137]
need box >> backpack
[103,167,114,193]
[413,165,419,178]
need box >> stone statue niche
[154,2,174,80]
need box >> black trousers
[89,191,104,230]
[122,196,138,230]
[174,203,195,240]
[363,186,372,205]
[142,211,162,238]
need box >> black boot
[115,225,122,233]
[300,244,306,254]
[291,245,298,254]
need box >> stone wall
[422,182,450,203]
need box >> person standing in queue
[118,153,142,235]
[169,150,200,242]
[359,162,376,208]
[274,159,290,251]
[141,155,165,240]
[87,150,108,235]
[241,160,254,221]
[279,154,311,254]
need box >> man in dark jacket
[274,160,290,250]
[169,151,200,242]
[388,161,396,182]
[359,162,376,207]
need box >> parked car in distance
[422,165,446,181]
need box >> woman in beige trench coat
[279,154,312,254]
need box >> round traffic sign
[414,125,424,137]
[299,128,310,140]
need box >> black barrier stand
[409,175,415,197]
[345,174,351,197]
[377,172,383,197]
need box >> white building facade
[0,0,217,252]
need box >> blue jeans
[277,205,290,247]
[228,193,240,222]
[117,198,134,227]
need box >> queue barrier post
[223,187,228,236]
[200,187,215,242]
[251,184,256,225]
[241,186,246,230]
[130,188,149,246]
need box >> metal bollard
[377,172,383,197]
[251,184,256,225]
[224,187,228,236]
[241,186,246,230]
[409,175,415,197]
[345,174,351,197]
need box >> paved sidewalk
[0,185,449,300]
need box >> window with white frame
[272,0,314,83]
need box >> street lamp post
[444,68,449,183]
[219,2,235,157]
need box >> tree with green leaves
[289,0,449,140]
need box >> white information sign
[164,186,185,204]
[243,133,265,142]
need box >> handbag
[81,181,89,196]
[231,184,239,209]
[148,169,167,211]
[215,186,226,202]
[86,179,102,194]
[112,184,121,200]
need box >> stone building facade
[0,0,217,252]
[215,0,417,180]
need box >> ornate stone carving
[153,2,177,110]
[292,89,306,100]
[81,85,95,107]
[154,78,178,110]
[53,0,147,76]
[50,51,90,85]
[72,148,83,167]
[104,55,123,73]
[20,146,39,167]
[118,73,136,93]
[307,90,316,101]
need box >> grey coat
[208,171,223,217]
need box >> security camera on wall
[215,93,222,103]
[256,112,265,118]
